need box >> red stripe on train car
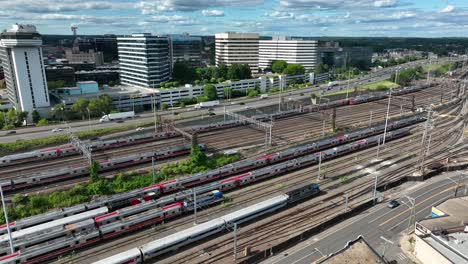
[95,211,119,222]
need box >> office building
[0,24,50,116]
[318,42,373,69]
[75,69,119,85]
[95,35,118,62]
[117,33,170,88]
[215,32,259,73]
[168,34,202,68]
[45,65,76,85]
[259,36,318,72]
[65,49,104,66]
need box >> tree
[89,161,100,182]
[172,62,197,84]
[191,143,207,167]
[272,60,288,73]
[71,98,89,120]
[283,64,305,75]
[88,95,113,116]
[203,84,218,101]
[31,110,40,124]
[215,64,228,80]
[227,64,252,80]
[224,87,232,99]
[0,80,5,89]
[0,112,4,129]
[161,103,169,110]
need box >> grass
[322,80,400,97]
[0,121,155,155]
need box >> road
[261,172,468,264]
[0,58,451,144]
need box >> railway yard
[0,66,467,264]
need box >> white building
[215,32,259,73]
[0,24,50,117]
[259,36,318,72]
[117,33,170,88]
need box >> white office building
[117,33,170,88]
[0,24,50,116]
[215,32,259,73]
[259,36,318,72]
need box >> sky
[0,0,468,37]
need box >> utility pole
[373,174,379,205]
[454,173,464,197]
[152,156,156,184]
[0,186,14,254]
[152,96,157,133]
[344,193,349,213]
[278,77,283,112]
[193,191,198,225]
[417,107,434,175]
[233,223,238,262]
[406,196,416,234]
[317,153,322,181]
[376,136,381,159]
[382,69,398,147]
[380,236,394,260]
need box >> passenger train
[0,144,203,192]
[0,127,411,263]
[0,83,432,168]
[93,185,321,264]
[0,191,224,264]
[0,114,424,238]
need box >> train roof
[0,207,107,243]
[140,218,225,254]
[92,248,142,264]
[221,194,289,224]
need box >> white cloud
[266,11,295,19]
[202,9,225,17]
[136,0,262,14]
[373,0,397,8]
[440,5,455,13]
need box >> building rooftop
[418,196,468,232]
[317,235,386,264]
[423,232,468,263]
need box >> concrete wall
[413,235,452,264]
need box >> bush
[36,119,48,126]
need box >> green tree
[0,80,5,89]
[0,112,4,129]
[224,87,232,99]
[172,62,197,84]
[203,84,218,101]
[283,64,305,75]
[71,98,89,120]
[89,161,100,182]
[190,143,207,167]
[31,110,40,124]
[161,103,169,110]
[227,64,252,80]
[88,95,113,116]
[272,60,288,73]
[215,64,229,80]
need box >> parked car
[136,127,145,131]
[387,200,400,209]
[51,128,63,133]
[5,130,16,135]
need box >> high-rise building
[259,36,318,72]
[168,34,202,68]
[95,34,118,62]
[0,24,50,115]
[117,33,170,88]
[215,32,259,73]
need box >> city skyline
[0,0,467,37]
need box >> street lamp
[86,108,91,131]
[382,68,399,147]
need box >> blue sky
[1,0,468,37]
